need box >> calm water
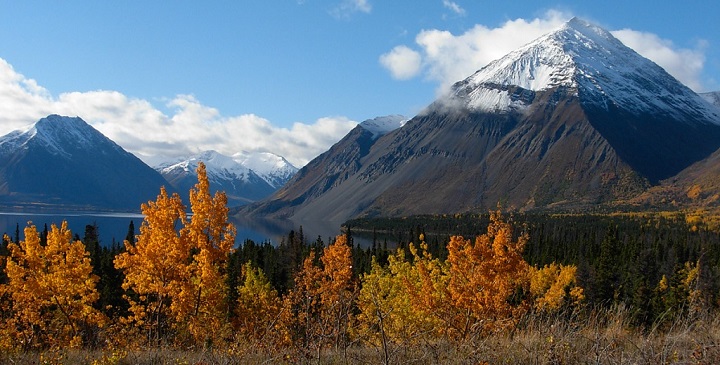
[0,211,346,247]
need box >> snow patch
[156,150,298,189]
[359,115,407,138]
[446,17,720,124]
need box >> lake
[0,211,347,247]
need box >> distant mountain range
[154,150,297,207]
[3,18,720,219]
[0,115,297,211]
[242,18,720,222]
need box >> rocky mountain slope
[242,18,720,221]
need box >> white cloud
[381,10,712,93]
[0,57,357,167]
[442,0,465,16]
[379,45,422,80]
[330,0,372,19]
[381,11,568,94]
[612,29,706,91]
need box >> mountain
[242,115,406,220]
[701,91,720,108]
[0,114,170,211]
[230,151,298,189]
[155,150,297,207]
[243,18,720,221]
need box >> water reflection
[0,211,348,248]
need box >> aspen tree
[528,263,584,311]
[4,222,104,349]
[176,162,236,345]
[236,262,281,342]
[114,186,189,345]
[284,235,356,357]
[443,211,530,338]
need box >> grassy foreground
[2,305,718,365]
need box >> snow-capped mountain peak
[359,115,407,139]
[0,114,169,211]
[231,151,298,189]
[158,150,253,185]
[449,18,720,124]
[0,114,125,158]
[154,150,298,207]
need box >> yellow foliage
[236,262,281,342]
[114,162,236,346]
[283,235,356,350]
[176,162,236,344]
[444,211,530,336]
[114,186,188,345]
[529,263,584,311]
[363,211,533,341]
[686,185,701,200]
[355,250,439,346]
[3,222,105,349]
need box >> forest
[1,163,719,364]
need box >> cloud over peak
[379,11,712,94]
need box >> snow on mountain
[231,151,298,189]
[450,17,720,124]
[0,115,170,211]
[157,150,255,187]
[156,150,297,189]
[701,91,720,108]
[0,114,126,158]
[244,18,720,220]
[359,115,407,139]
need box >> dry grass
[2,306,719,364]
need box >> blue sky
[0,1,717,166]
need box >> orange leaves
[2,222,104,349]
[114,162,236,346]
[114,186,188,345]
[443,212,530,336]
[284,235,356,351]
[357,211,549,342]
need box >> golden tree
[114,186,189,345]
[405,241,453,338]
[355,249,439,363]
[283,235,356,357]
[528,263,584,311]
[443,211,530,338]
[235,262,281,344]
[175,162,236,345]
[115,162,236,347]
[3,222,104,349]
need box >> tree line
[0,163,716,360]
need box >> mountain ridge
[241,18,720,222]
[155,150,298,207]
[0,115,171,211]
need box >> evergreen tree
[125,220,135,246]
[592,226,620,305]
